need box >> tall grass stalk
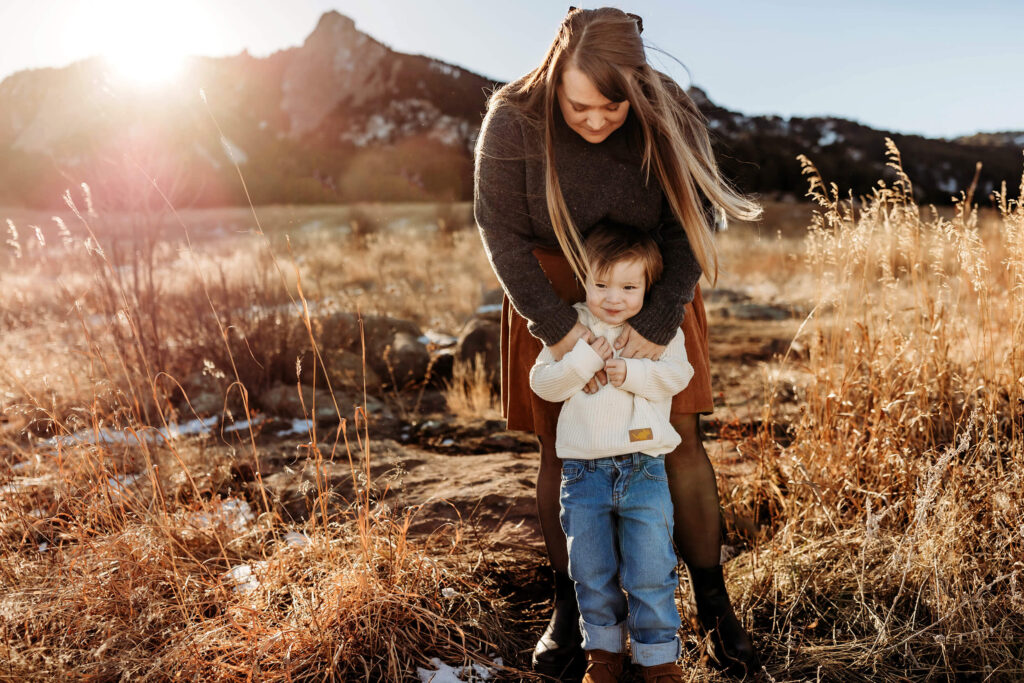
[739,141,1024,678]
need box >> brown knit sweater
[473,102,703,347]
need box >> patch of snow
[441,587,458,598]
[107,471,145,495]
[164,416,220,439]
[224,417,263,434]
[219,136,248,165]
[422,330,458,348]
[0,475,58,498]
[38,542,48,553]
[191,497,256,532]
[429,61,461,79]
[417,659,464,683]
[224,563,261,594]
[441,438,454,447]
[275,418,314,437]
[283,531,310,548]
[416,657,503,682]
[937,176,959,194]
[817,123,843,147]
[48,416,218,448]
[341,98,475,150]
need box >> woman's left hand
[614,324,667,360]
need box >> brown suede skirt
[500,247,714,439]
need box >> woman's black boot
[688,564,760,677]
[532,570,585,677]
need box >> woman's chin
[574,127,612,143]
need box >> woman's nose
[586,113,604,130]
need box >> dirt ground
[226,301,804,677]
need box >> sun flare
[83,0,212,87]
[104,45,185,87]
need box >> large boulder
[377,331,431,388]
[299,348,383,393]
[257,384,337,420]
[455,317,501,385]
[316,312,361,350]
[316,313,427,388]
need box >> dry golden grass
[443,358,502,422]
[2,140,1023,679]
[0,196,523,680]
[723,140,1024,679]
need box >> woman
[474,7,761,677]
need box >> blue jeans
[559,453,681,666]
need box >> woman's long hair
[487,6,761,285]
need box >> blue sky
[1,0,1021,139]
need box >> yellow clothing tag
[628,428,653,442]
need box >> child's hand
[589,337,613,361]
[605,358,627,387]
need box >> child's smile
[585,258,646,326]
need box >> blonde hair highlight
[487,7,761,286]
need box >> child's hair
[584,221,663,288]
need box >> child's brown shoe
[640,661,685,682]
[582,648,624,683]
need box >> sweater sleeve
[474,104,578,346]
[626,196,705,345]
[618,330,694,400]
[529,338,606,403]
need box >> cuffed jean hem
[580,617,627,654]
[631,636,682,667]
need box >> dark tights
[537,412,722,573]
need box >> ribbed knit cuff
[619,358,649,395]
[528,304,580,347]
[564,339,606,377]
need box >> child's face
[585,258,646,326]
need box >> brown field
[1,145,1022,681]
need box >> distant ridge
[0,11,1020,209]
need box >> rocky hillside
[0,10,1020,209]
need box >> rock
[317,312,360,350]
[257,384,336,419]
[702,288,751,306]
[455,317,501,385]
[426,348,455,387]
[186,391,225,417]
[724,302,795,321]
[300,348,383,393]
[361,315,422,350]
[377,332,430,388]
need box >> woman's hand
[549,321,593,361]
[614,323,667,360]
[589,337,613,361]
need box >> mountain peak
[307,11,359,45]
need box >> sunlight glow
[83,0,213,87]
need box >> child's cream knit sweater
[529,303,694,460]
